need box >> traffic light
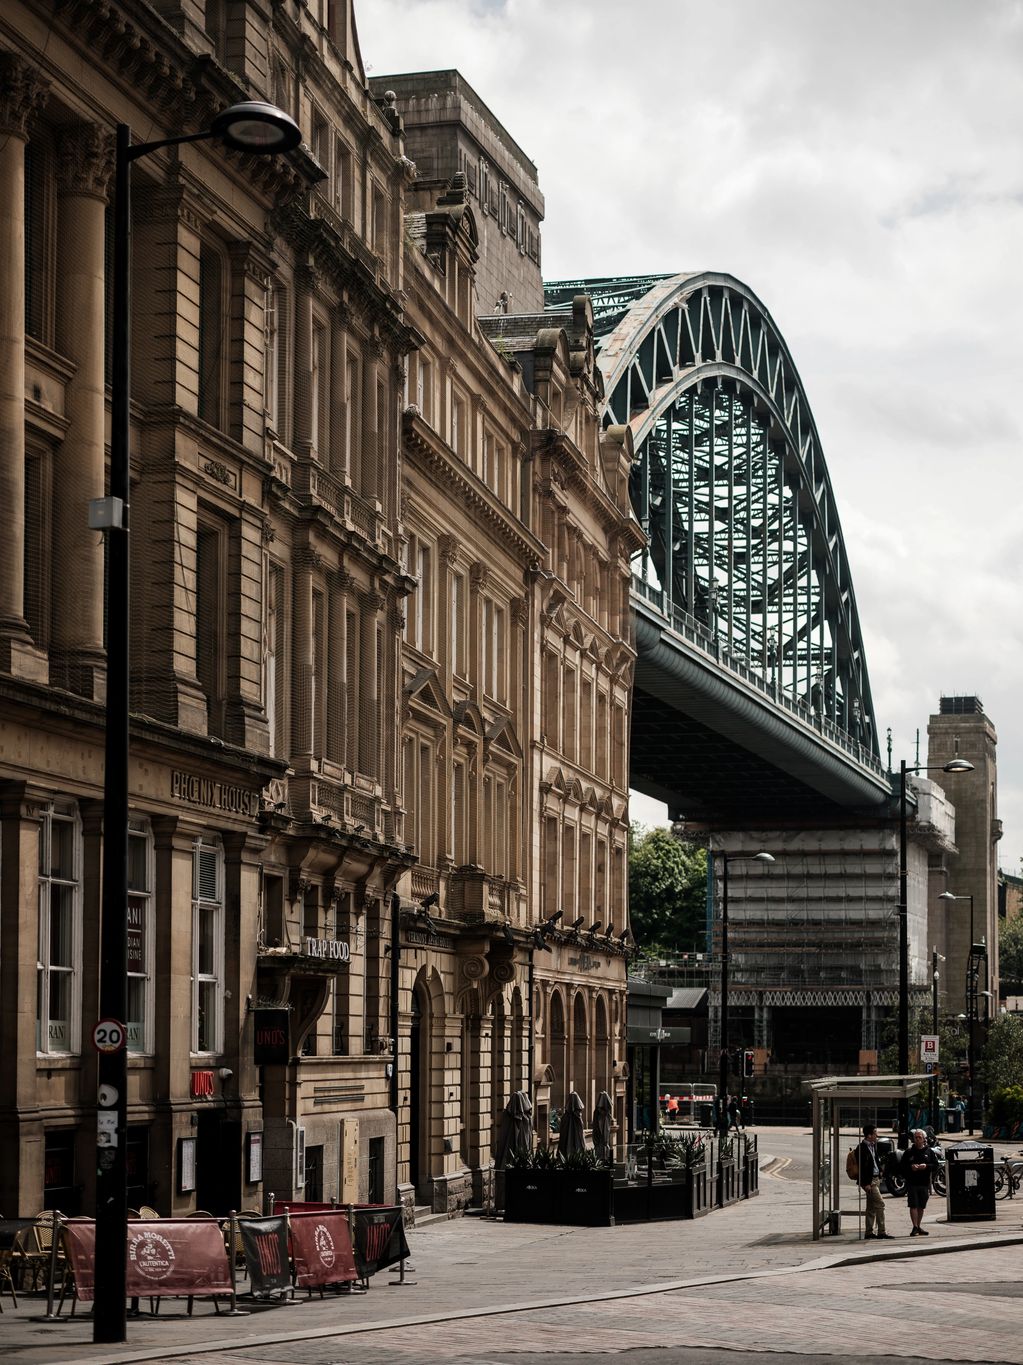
[743,1049,755,1078]
[732,1049,743,1076]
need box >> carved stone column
[52,122,113,698]
[0,55,49,678]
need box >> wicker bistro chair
[13,1213,64,1294]
[221,1210,260,1274]
[138,1205,160,1219]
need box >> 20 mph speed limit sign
[92,1019,126,1053]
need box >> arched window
[549,991,567,1112]
[572,994,588,1112]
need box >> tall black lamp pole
[91,102,301,1346]
[938,890,976,1133]
[896,757,973,1149]
[717,851,773,1113]
[930,949,943,1126]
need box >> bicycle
[994,1154,1023,1200]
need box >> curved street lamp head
[941,758,974,774]
[211,101,302,154]
[752,852,775,863]
[939,890,973,903]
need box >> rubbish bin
[945,1141,996,1221]
[946,1109,962,1134]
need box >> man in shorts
[901,1128,939,1235]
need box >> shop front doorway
[195,1112,241,1214]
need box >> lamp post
[92,101,300,1346]
[938,890,977,1134]
[896,757,973,1148]
[930,949,944,1126]
[717,851,774,1113]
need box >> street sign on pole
[920,1034,939,1063]
[92,1019,126,1054]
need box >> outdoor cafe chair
[13,1212,62,1294]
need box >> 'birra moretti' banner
[63,1218,231,1300]
[287,1209,357,1288]
[237,1215,291,1294]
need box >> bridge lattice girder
[550,272,878,755]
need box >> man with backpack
[857,1122,894,1239]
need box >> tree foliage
[628,824,707,953]
[878,1006,967,1080]
[998,913,1023,984]
[981,1013,1023,1093]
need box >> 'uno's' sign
[254,1009,290,1066]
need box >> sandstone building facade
[0,0,637,1219]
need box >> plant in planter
[563,1147,610,1172]
[677,1133,706,1170]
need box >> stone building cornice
[45,0,315,206]
[271,198,421,355]
[402,409,545,569]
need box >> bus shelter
[807,1074,928,1240]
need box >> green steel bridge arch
[546,273,886,815]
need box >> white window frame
[126,817,155,1054]
[192,835,225,1056]
[36,800,82,1055]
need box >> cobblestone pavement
[5,1131,1022,1365]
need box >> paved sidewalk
[5,1134,1022,1365]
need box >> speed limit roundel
[92,1018,126,1053]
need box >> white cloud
[360,0,1023,870]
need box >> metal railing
[631,576,884,778]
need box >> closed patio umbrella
[592,1091,613,1162]
[557,1090,586,1158]
[494,1089,533,1168]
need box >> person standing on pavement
[728,1093,743,1133]
[716,1094,730,1139]
[900,1128,939,1236]
[858,1122,894,1240]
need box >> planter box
[716,1157,738,1207]
[743,1151,760,1198]
[504,1169,613,1226]
[687,1165,710,1218]
[560,1170,614,1227]
[504,1169,563,1224]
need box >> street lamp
[939,890,978,1134]
[930,949,944,1127]
[896,757,973,1147]
[92,101,301,1347]
[716,851,774,1111]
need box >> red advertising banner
[63,1219,231,1301]
[287,1209,357,1288]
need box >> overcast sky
[358,0,1023,869]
